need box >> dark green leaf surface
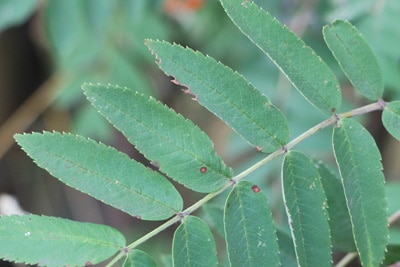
[323,20,384,100]
[220,0,341,114]
[145,40,289,152]
[317,161,356,252]
[385,182,400,216]
[224,181,280,267]
[172,216,217,267]
[282,151,332,266]
[0,214,125,266]
[333,118,388,267]
[83,83,233,193]
[276,230,297,267]
[382,101,400,141]
[201,203,225,238]
[15,132,182,221]
[123,250,156,267]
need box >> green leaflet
[224,181,280,267]
[316,161,356,252]
[83,83,233,193]
[123,250,156,267]
[0,214,125,266]
[323,20,384,101]
[220,0,341,115]
[276,230,297,267]
[382,101,400,141]
[282,151,332,267]
[145,40,289,153]
[333,118,388,267]
[15,132,182,221]
[172,216,218,267]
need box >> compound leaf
[0,214,125,266]
[224,181,280,267]
[172,216,217,267]
[15,132,182,221]
[282,151,332,266]
[220,0,341,115]
[333,118,388,267]
[145,39,289,153]
[123,250,156,267]
[382,101,400,141]
[323,20,384,100]
[83,83,233,193]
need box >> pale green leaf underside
[333,118,388,267]
[382,101,400,141]
[173,216,218,267]
[145,40,289,153]
[123,250,156,267]
[83,83,233,193]
[224,181,280,267]
[0,214,125,266]
[282,151,332,267]
[323,20,383,101]
[15,132,182,221]
[220,0,341,114]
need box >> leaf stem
[388,209,400,225]
[335,252,358,267]
[107,100,385,266]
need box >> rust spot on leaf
[251,185,261,193]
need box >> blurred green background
[1,0,400,266]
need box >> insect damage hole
[200,166,207,173]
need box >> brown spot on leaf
[251,185,261,193]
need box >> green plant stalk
[106,100,386,267]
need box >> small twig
[388,209,400,226]
[0,73,65,159]
[335,252,358,267]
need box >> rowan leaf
[172,216,217,267]
[282,151,332,266]
[316,161,355,252]
[220,0,341,114]
[0,214,125,266]
[382,100,400,141]
[83,83,233,193]
[15,132,182,221]
[224,181,280,267]
[323,20,384,100]
[123,250,156,267]
[145,39,289,153]
[333,118,388,267]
